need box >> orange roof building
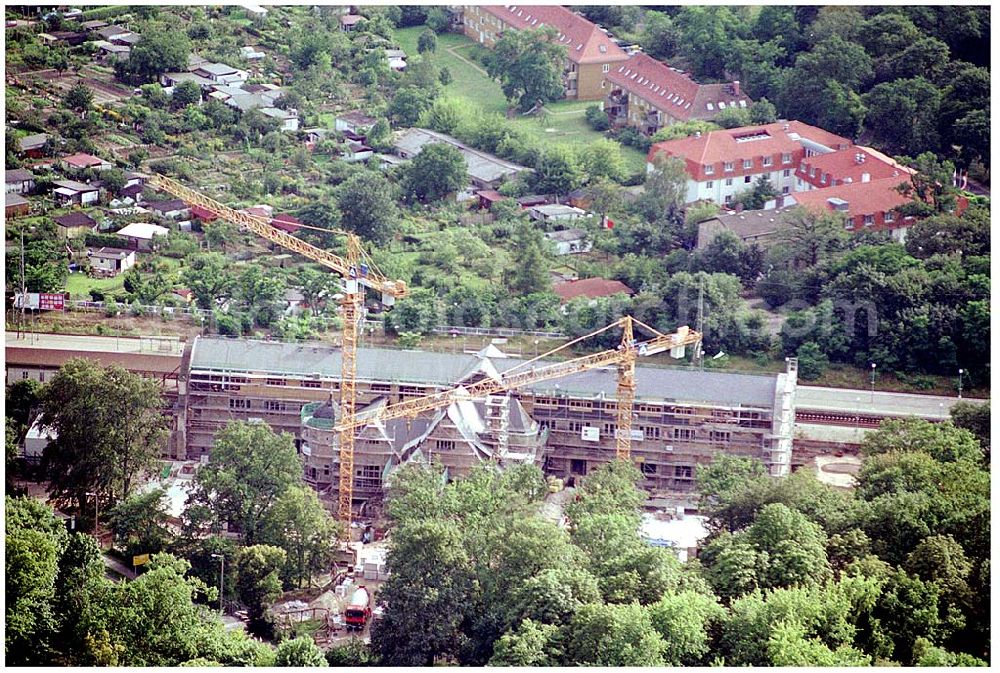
[457,5,628,100]
[790,178,915,233]
[604,53,751,134]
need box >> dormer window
[762,156,773,167]
[782,153,792,164]
[724,162,734,172]
[863,214,875,226]
[704,164,715,175]
[742,159,752,169]
[884,211,895,223]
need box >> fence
[431,324,565,339]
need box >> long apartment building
[604,53,751,135]
[456,5,629,100]
[182,337,797,503]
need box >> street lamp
[211,553,225,615]
[855,397,861,431]
[85,490,100,538]
[957,368,964,399]
[870,363,877,405]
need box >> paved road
[797,385,985,420]
[6,332,184,355]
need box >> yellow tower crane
[148,174,408,527]
[333,316,701,461]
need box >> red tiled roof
[797,146,916,188]
[270,213,302,233]
[480,5,628,65]
[61,152,106,169]
[477,189,504,202]
[791,177,913,218]
[607,53,750,122]
[189,204,218,221]
[647,121,853,181]
[340,14,363,26]
[553,277,634,302]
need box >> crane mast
[148,174,407,531]
[335,317,701,461]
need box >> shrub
[796,342,829,380]
[585,104,610,132]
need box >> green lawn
[65,271,125,299]
[393,27,646,174]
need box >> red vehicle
[344,586,371,630]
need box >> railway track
[795,410,889,429]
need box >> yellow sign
[133,554,150,567]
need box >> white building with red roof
[60,152,112,174]
[458,5,628,100]
[604,53,751,135]
[789,178,916,236]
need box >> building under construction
[180,336,796,505]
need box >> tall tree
[485,27,567,111]
[403,143,467,203]
[114,25,191,84]
[41,359,167,510]
[184,422,303,545]
[275,637,326,666]
[235,545,286,633]
[509,222,552,295]
[334,170,399,244]
[261,486,340,589]
[182,252,233,310]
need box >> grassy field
[65,271,125,298]
[394,27,647,174]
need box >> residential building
[52,179,100,206]
[192,62,248,86]
[148,199,190,220]
[6,193,30,219]
[115,222,169,250]
[789,178,916,239]
[86,247,136,276]
[110,31,140,47]
[386,48,407,71]
[80,19,110,32]
[335,111,377,135]
[458,5,629,100]
[160,71,216,90]
[53,211,98,238]
[553,277,634,303]
[61,152,112,174]
[695,205,802,250]
[794,145,913,192]
[647,121,852,205]
[91,40,130,62]
[260,106,300,132]
[94,24,129,40]
[5,168,35,194]
[271,213,303,234]
[340,14,363,31]
[529,203,590,224]
[604,53,750,135]
[393,128,530,190]
[180,337,796,503]
[545,228,592,255]
[17,133,49,158]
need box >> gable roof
[5,169,34,183]
[53,211,97,228]
[6,193,30,207]
[17,133,49,151]
[790,178,914,219]
[479,5,628,65]
[545,228,587,243]
[553,277,634,302]
[95,25,128,39]
[148,199,188,213]
[194,62,240,77]
[608,53,750,122]
[61,152,107,169]
[52,179,98,192]
[116,222,169,239]
[271,213,302,233]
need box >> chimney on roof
[732,80,740,97]
[694,131,701,138]
[783,123,789,131]
[861,172,871,183]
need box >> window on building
[884,211,895,223]
[762,156,773,167]
[21,371,29,380]
[864,214,875,226]
[744,175,752,183]
[704,164,715,175]
[724,162,734,172]
[724,194,733,204]
[725,177,733,186]
[372,383,391,393]
[266,377,285,386]
[673,428,693,440]
[782,153,792,164]
[602,63,610,73]
[570,459,587,475]
[229,398,250,409]
[706,180,714,188]
[302,380,322,388]
[603,423,616,434]
[743,159,752,169]
[569,421,584,433]
[821,173,828,184]
[437,440,455,451]
[643,426,661,440]
[710,430,731,444]
[539,419,556,430]
[782,186,790,194]
[265,400,286,411]
[641,462,657,475]
[674,465,693,479]
[782,169,791,177]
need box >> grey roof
[17,133,49,151]
[164,71,215,87]
[53,179,97,192]
[5,169,34,183]
[393,128,529,184]
[226,93,268,112]
[545,228,587,243]
[112,32,141,44]
[95,25,128,39]
[196,62,240,77]
[695,205,801,249]
[190,337,778,408]
[6,193,29,207]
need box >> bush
[796,342,829,380]
[585,104,610,132]
[215,312,241,336]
